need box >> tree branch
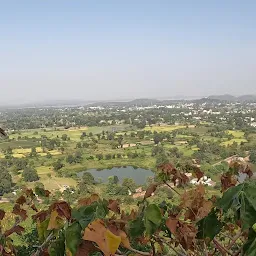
[164,181,181,196]
[32,232,54,256]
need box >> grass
[221,138,248,146]
[144,125,186,132]
[28,166,78,191]
[227,130,245,138]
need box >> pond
[77,166,154,184]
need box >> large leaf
[48,231,65,256]
[65,222,82,256]
[72,201,108,230]
[83,219,121,256]
[37,218,50,243]
[128,218,145,238]
[240,192,256,230]
[144,204,162,236]
[244,182,256,211]
[243,229,256,256]
[197,210,223,241]
[216,184,243,212]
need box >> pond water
[77,166,154,184]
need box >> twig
[164,181,181,195]
[203,242,208,256]
[227,231,243,250]
[151,240,156,256]
[213,238,232,256]
[128,247,151,255]
[32,232,54,256]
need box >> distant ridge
[208,94,256,102]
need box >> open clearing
[227,130,245,138]
[221,138,248,146]
[144,125,186,132]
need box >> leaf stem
[164,181,181,195]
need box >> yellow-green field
[29,166,77,191]
[9,127,89,141]
[227,130,245,138]
[221,138,248,146]
[0,146,62,158]
[144,125,186,132]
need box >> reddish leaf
[144,183,158,199]
[166,217,178,234]
[108,200,120,214]
[32,210,48,222]
[242,165,253,178]
[4,225,25,237]
[24,188,35,198]
[0,209,5,220]
[192,166,204,182]
[16,195,26,205]
[50,201,71,220]
[76,241,99,256]
[121,209,137,221]
[12,204,27,220]
[221,173,237,192]
[31,204,38,212]
[78,194,99,206]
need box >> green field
[227,130,245,138]
[144,124,186,132]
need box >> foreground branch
[32,232,54,256]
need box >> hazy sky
[1,1,256,104]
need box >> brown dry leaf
[75,241,99,256]
[31,204,38,212]
[24,188,35,198]
[119,230,131,249]
[166,217,179,235]
[177,222,197,250]
[144,183,158,199]
[32,210,48,222]
[78,194,99,206]
[197,201,213,220]
[108,200,120,214]
[242,165,253,178]
[12,204,27,220]
[121,209,137,221]
[44,189,51,197]
[192,166,204,182]
[4,225,25,237]
[107,225,131,249]
[221,173,237,192]
[16,195,26,205]
[180,184,213,221]
[83,219,121,256]
[0,209,5,220]
[50,201,71,220]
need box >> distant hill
[208,94,237,101]
[208,94,256,102]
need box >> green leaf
[72,201,108,229]
[244,182,256,211]
[144,204,162,236]
[240,192,256,230]
[48,231,65,256]
[216,184,243,212]
[37,218,50,243]
[243,229,256,256]
[128,218,145,238]
[197,210,223,241]
[65,222,82,256]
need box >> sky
[1,1,256,104]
